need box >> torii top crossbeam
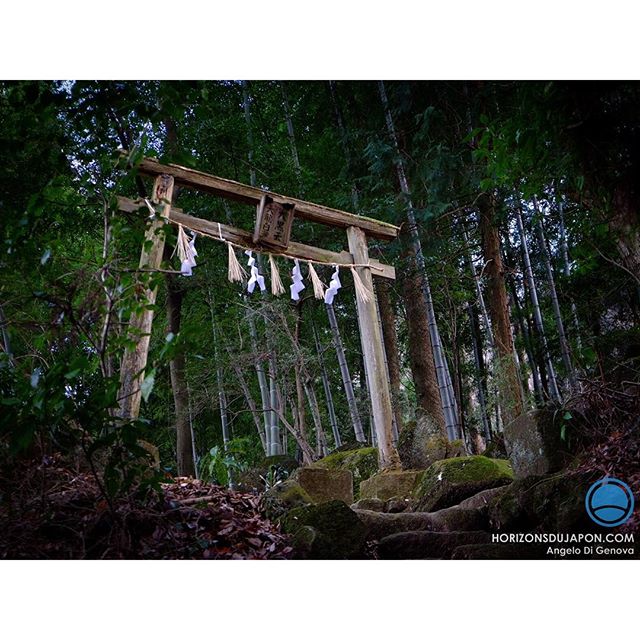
[134,156,399,240]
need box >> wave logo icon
[585,477,635,527]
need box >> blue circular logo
[585,477,635,527]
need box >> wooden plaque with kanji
[253,195,295,249]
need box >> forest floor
[0,456,293,560]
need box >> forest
[1,80,639,560]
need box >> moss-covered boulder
[280,500,367,559]
[311,447,378,498]
[360,470,423,501]
[488,471,600,532]
[261,479,313,521]
[397,418,466,470]
[504,408,572,478]
[414,455,514,512]
[291,467,353,504]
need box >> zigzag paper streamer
[324,266,342,305]
[290,259,306,301]
[245,250,266,293]
[178,226,198,276]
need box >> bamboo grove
[1,81,639,483]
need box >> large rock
[280,500,367,559]
[354,505,487,541]
[398,418,465,470]
[359,470,423,502]
[488,470,600,532]
[458,485,509,511]
[352,498,386,512]
[311,447,378,498]
[378,531,490,559]
[504,408,570,478]
[291,467,353,505]
[261,479,313,520]
[414,455,514,512]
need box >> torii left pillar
[118,174,174,420]
[347,226,401,469]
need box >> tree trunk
[399,252,447,438]
[533,196,576,389]
[328,80,360,212]
[610,180,640,285]
[502,238,544,405]
[558,199,582,350]
[166,277,196,477]
[325,303,366,442]
[313,323,341,448]
[304,378,329,457]
[467,303,492,441]
[378,80,460,441]
[227,348,267,454]
[477,192,524,425]
[515,201,562,403]
[375,279,404,436]
[281,82,303,194]
[247,313,272,453]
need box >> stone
[504,408,570,478]
[310,447,378,498]
[354,505,486,541]
[385,497,414,513]
[397,417,466,470]
[378,531,490,559]
[354,510,437,540]
[291,467,353,505]
[261,479,313,521]
[414,455,514,512]
[280,500,367,559]
[458,485,509,511]
[359,470,423,501]
[428,506,488,532]
[488,470,600,533]
[352,498,385,512]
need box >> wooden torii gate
[117,157,401,468]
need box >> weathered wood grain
[117,175,174,420]
[117,196,396,280]
[130,156,399,241]
[347,226,401,469]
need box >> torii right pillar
[347,226,401,470]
